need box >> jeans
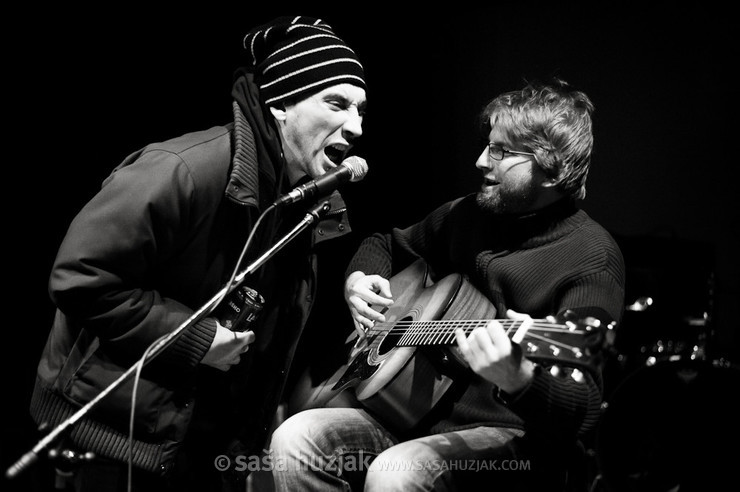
[268,407,555,492]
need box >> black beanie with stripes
[242,16,366,106]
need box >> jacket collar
[227,70,285,210]
[226,100,274,209]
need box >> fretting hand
[454,309,536,394]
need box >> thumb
[234,329,256,345]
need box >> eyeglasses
[488,142,538,162]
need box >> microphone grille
[342,156,369,182]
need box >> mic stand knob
[48,445,95,490]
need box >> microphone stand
[6,200,332,480]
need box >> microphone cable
[125,202,280,492]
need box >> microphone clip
[306,201,331,222]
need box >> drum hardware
[594,235,724,490]
[595,357,739,491]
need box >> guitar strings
[364,320,587,352]
[371,319,586,333]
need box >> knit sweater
[346,194,625,444]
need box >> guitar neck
[366,317,597,366]
[377,318,564,347]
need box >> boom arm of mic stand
[5,200,331,480]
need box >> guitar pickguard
[332,344,379,390]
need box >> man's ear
[269,106,287,121]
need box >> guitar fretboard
[368,319,584,352]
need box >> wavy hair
[481,78,594,200]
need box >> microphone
[274,156,368,207]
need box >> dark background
[4,4,737,491]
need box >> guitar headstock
[518,309,616,368]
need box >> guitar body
[292,259,498,431]
[290,259,607,432]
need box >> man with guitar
[271,78,626,491]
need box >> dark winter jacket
[30,97,351,475]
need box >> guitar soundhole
[376,316,409,356]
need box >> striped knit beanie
[242,16,366,106]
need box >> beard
[475,178,540,215]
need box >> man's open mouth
[324,144,347,164]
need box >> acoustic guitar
[292,259,610,431]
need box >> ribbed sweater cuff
[345,234,393,279]
[29,383,165,474]
[158,317,217,369]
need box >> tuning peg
[626,296,653,311]
[560,309,577,321]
